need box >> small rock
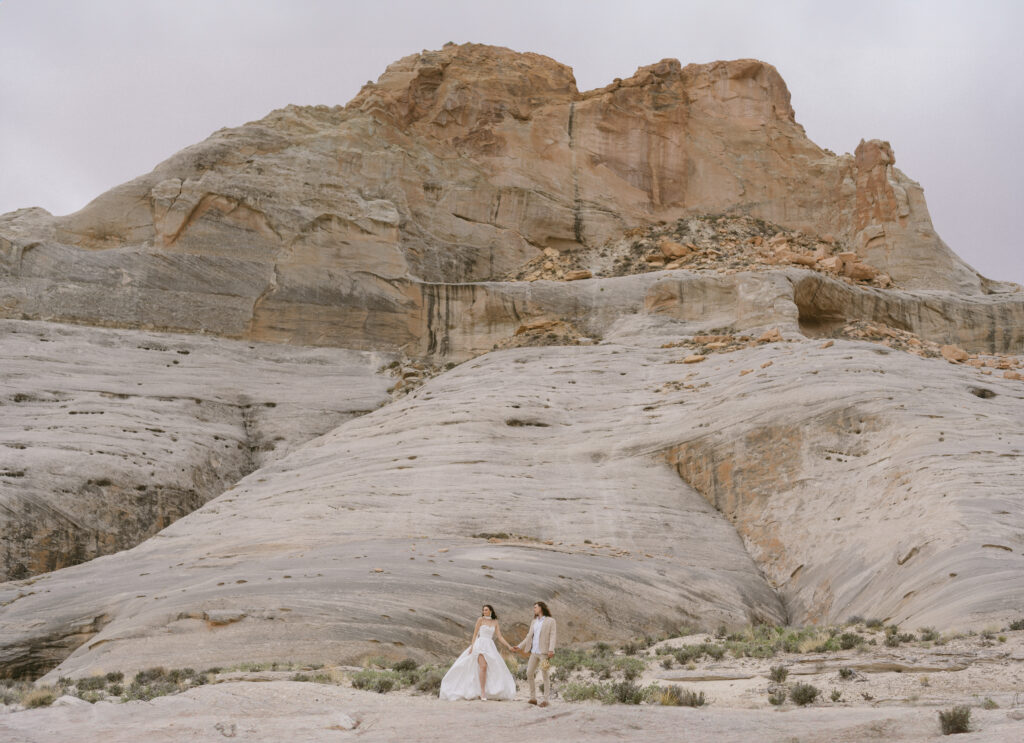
[1004,371,1024,381]
[682,355,706,364]
[818,256,843,272]
[330,713,359,730]
[542,247,560,259]
[819,340,834,349]
[644,254,666,265]
[845,262,880,280]
[758,328,783,343]
[760,360,773,369]
[780,250,816,267]
[739,369,753,376]
[1007,709,1024,721]
[205,610,246,625]
[564,269,593,281]
[214,721,237,738]
[659,239,690,259]
[940,344,969,363]
[875,273,892,288]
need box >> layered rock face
[1,44,1013,358]
[0,320,393,582]
[2,336,1022,682]
[1,44,1022,682]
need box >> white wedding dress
[439,624,517,701]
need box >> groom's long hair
[536,601,551,617]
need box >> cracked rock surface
[0,320,393,582]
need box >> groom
[514,601,556,706]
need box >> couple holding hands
[439,601,556,705]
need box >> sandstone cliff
[1,44,1016,359]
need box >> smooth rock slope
[2,335,1021,681]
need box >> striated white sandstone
[1,334,1020,682]
[0,320,392,581]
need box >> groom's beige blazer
[517,616,557,654]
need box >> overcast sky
[1,0,1021,285]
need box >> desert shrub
[392,658,418,672]
[1,683,23,706]
[350,670,398,694]
[124,679,178,701]
[846,615,864,625]
[790,683,819,706]
[938,705,971,735]
[621,641,641,656]
[133,667,167,684]
[672,643,726,665]
[22,687,57,708]
[551,665,572,683]
[767,687,787,706]
[885,632,915,647]
[562,681,606,702]
[108,683,123,696]
[104,671,124,683]
[919,627,939,642]
[830,689,842,702]
[622,664,642,682]
[864,618,885,629]
[123,666,205,701]
[656,686,705,707]
[291,673,311,682]
[608,680,647,705]
[838,667,854,680]
[593,642,613,656]
[981,697,998,710]
[769,665,788,683]
[415,669,444,694]
[1007,618,1024,631]
[75,675,108,691]
[550,648,587,672]
[661,656,674,669]
[838,632,863,650]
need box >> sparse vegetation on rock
[938,705,971,735]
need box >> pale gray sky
[1,0,1021,284]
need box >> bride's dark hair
[482,604,497,619]
[535,601,551,617]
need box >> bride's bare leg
[477,654,488,699]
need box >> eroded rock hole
[505,418,550,427]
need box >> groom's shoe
[527,699,537,705]
[538,701,549,708]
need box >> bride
[439,604,517,701]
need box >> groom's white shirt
[530,617,545,654]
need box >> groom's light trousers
[526,653,551,701]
